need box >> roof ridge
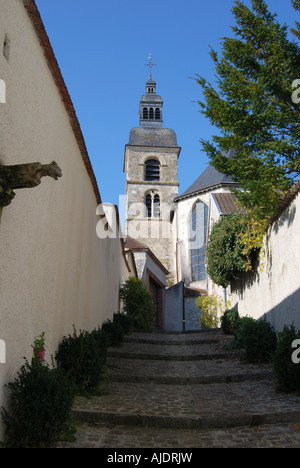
[268,178,300,225]
[175,164,239,201]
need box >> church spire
[139,54,163,128]
[145,53,156,80]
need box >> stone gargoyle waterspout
[0,161,62,207]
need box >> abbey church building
[124,71,239,303]
[123,74,181,284]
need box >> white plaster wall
[0,0,130,439]
[174,188,232,289]
[229,191,300,332]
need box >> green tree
[120,277,156,330]
[197,0,300,220]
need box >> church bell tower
[123,57,181,281]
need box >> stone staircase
[60,330,300,448]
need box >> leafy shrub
[55,326,106,395]
[221,308,239,335]
[196,294,231,329]
[90,326,108,360]
[232,316,257,349]
[206,213,262,288]
[101,318,124,347]
[242,319,277,363]
[273,324,300,393]
[120,277,156,330]
[231,317,276,363]
[113,312,133,335]
[1,335,75,448]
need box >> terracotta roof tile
[212,192,240,215]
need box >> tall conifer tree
[197,0,300,219]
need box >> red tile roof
[212,192,240,215]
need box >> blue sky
[35,0,298,211]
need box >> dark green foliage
[1,358,76,448]
[120,277,156,330]
[101,318,124,347]
[112,312,133,335]
[221,308,240,335]
[206,213,257,288]
[55,326,106,395]
[90,326,108,359]
[1,316,133,447]
[227,316,277,363]
[197,0,300,220]
[273,324,300,392]
[241,318,277,363]
[231,316,257,349]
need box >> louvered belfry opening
[145,159,160,181]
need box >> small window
[143,107,148,119]
[146,194,152,217]
[145,159,160,181]
[153,194,160,218]
[149,107,154,119]
[145,193,160,218]
[155,108,161,120]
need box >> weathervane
[145,53,156,79]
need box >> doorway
[147,271,164,330]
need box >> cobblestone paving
[55,330,300,448]
[57,422,300,448]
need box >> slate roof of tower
[128,127,179,147]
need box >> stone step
[72,379,300,430]
[123,330,223,346]
[107,348,237,361]
[107,335,237,361]
[105,357,274,385]
[64,330,300,448]
[56,421,300,448]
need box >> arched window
[143,107,148,119]
[149,107,154,119]
[153,194,160,218]
[146,194,152,218]
[190,201,208,282]
[155,108,161,120]
[145,193,160,218]
[145,159,160,181]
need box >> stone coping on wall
[268,178,300,226]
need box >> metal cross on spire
[145,53,156,79]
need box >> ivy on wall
[206,212,266,288]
